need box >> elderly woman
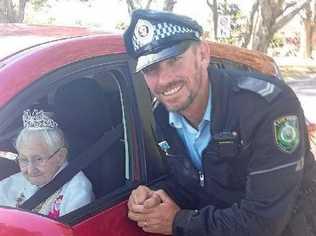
[0,109,94,218]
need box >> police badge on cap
[123,9,203,72]
[134,19,154,46]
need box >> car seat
[54,78,125,198]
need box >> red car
[0,24,315,236]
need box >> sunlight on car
[0,151,17,160]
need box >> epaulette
[236,76,282,102]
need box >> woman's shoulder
[0,172,27,186]
[62,171,92,191]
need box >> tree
[206,0,246,45]
[0,0,29,23]
[0,0,89,23]
[247,0,311,52]
[124,0,176,15]
[163,0,177,11]
[301,0,316,58]
[0,0,50,23]
[206,0,311,53]
[206,0,218,40]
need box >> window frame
[0,54,146,225]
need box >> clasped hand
[127,185,180,235]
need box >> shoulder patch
[274,115,300,153]
[237,76,281,102]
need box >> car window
[53,74,128,199]
[0,57,138,222]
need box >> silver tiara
[22,109,58,129]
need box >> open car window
[0,57,137,222]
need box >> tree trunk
[0,0,28,23]
[304,19,312,58]
[125,0,137,15]
[302,3,313,58]
[242,0,259,48]
[125,0,162,15]
[0,1,6,22]
[206,0,218,40]
[18,0,28,22]
[250,0,311,52]
[163,0,176,11]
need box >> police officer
[124,9,316,236]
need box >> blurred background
[0,0,315,124]
[0,0,315,59]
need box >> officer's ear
[197,41,210,69]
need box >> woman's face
[17,134,66,186]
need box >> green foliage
[30,0,49,11]
[270,33,285,48]
[116,21,128,30]
[217,1,246,46]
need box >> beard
[160,59,203,113]
[165,93,194,112]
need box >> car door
[0,52,166,236]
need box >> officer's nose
[155,62,175,86]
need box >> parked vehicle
[0,24,314,236]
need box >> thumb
[133,185,154,205]
[154,189,173,203]
[143,192,162,209]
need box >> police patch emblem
[134,19,154,46]
[274,115,300,153]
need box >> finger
[128,201,157,214]
[129,209,159,221]
[127,193,136,211]
[137,220,147,228]
[128,187,149,210]
[128,202,145,213]
[128,211,146,222]
[133,185,154,205]
[154,189,172,203]
[138,218,159,231]
[143,193,162,209]
[128,193,145,212]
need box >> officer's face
[16,133,67,186]
[142,41,210,114]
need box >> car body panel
[72,201,150,236]
[0,24,100,59]
[0,34,124,108]
[0,208,73,236]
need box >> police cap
[123,9,203,72]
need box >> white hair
[15,127,66,154]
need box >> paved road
[286,74,316,123]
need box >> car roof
[0,24,107,60]
[0,24,127,108]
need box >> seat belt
[20,124,123,211]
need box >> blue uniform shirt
[169,89,212,170]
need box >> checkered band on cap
[132,21,200,51]
[123,9,203,60]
